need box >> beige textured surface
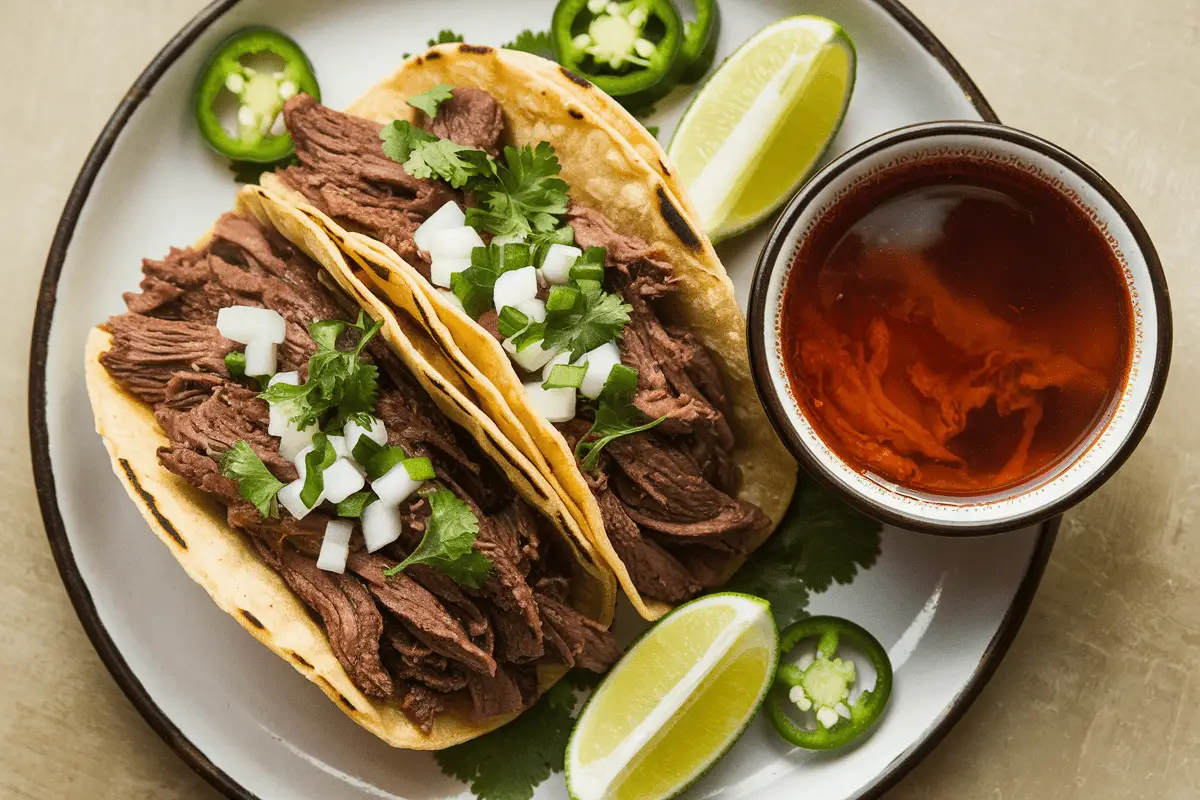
[2,0,1196,797]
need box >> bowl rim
[747,119,1173,535]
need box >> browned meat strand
[422,86,505,155]
[535,591,624,672]
[279,94,454,273]
[101,315,235,406]
[561,204,770,603]
[253,538,394,699]
[100,210,617,732]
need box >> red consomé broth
[780,157,1132,496]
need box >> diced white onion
[504,337,559,372]
[539,244,582,285]
[278,478,318,519]
[267,402,290,436]
[515,297,547,323]
[426,226,484,260]
[541,350,574,381]
[316,519,354,573]
[438,289,464,311]
[523,382,576,422]
[321,458,366,503]
[216,305,287,344]
[327,434,349,459]
[493,266,538,310]
[579,341,622,399]
[243,340,278,377]
[344,416,387,454]
[372,463,423,506]
[362,501,403,552]
[268,371,299,387]
[430,255,471,289]
[413,202,467,252]
[278,422,317,461]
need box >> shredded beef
[386,626,470,693]
[253,540,393,699]
[535,592,621,672]
[605,434,767,540]
[591,475,699,603]
[157,447,241,504]
[399,683,446,734]
[348,553,497,677]
[465,664,529,718]
[423,86,504,155]
[101,314,235,406]
[566,201,675,297]
[279,94,455,270]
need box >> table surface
[3,0,1198,797]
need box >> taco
[258,44,797,620]
[85,188,618,749]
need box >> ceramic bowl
[748,120,1172,534]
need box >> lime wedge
[667,16,856,242]
[566,593,779,800]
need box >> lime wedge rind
[668,15,857,243]
[565,593,779,800]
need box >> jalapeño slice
[193,27,320,163]
[766,615,893,750]
[680,0,721,83]
[551,0,684,99]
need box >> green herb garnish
[383,489,493,588]
[465,143,570,238]
[224,350,247,378]
[336,490,377,518]
[436,677,578,800]
[257,311,382,432]
[300,433,337,508]
[380,120,494,189]
[541,276,631,360]
[218,441,285,519]
[497,305,532,339]
[725,482,883,628]
[401,456,436,481]
[575,365,664,469]
[502,29,554,59]
[450,242,531,319]
[543,364,586,390]
[406,83,455,118]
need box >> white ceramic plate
[29,1,1054,798]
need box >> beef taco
[85,188,618,749]
[257,44,797,620]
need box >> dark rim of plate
[747,120,1172,536]
[27,1,1056,798]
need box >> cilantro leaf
[380,120,438,164]
[219,441,285,519]
[258,313,382,432]
[429,29,464,46]
[436,679,578,800]
[575,365,665,469]
[725,481,883,628]
[502,29,554,59]
[466,143,570,237]
[407,83,455,118]
[300,433,337,508]
[384,489,493,587]
[541,278,631,360]
[451,243,530,319]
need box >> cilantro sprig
[575,365,665,470]
[502,29,553,59]
[407,83,455,118]
[540,273,631,361]
[257,311,383,432]
[436,678,578,800]
[465,143,570,238]
[380,121,494,189]
[450,242,532,318]
[219,441,285,519]
[383,488,493,588]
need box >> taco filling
[99,211,618,732]
[271,88,769,603]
